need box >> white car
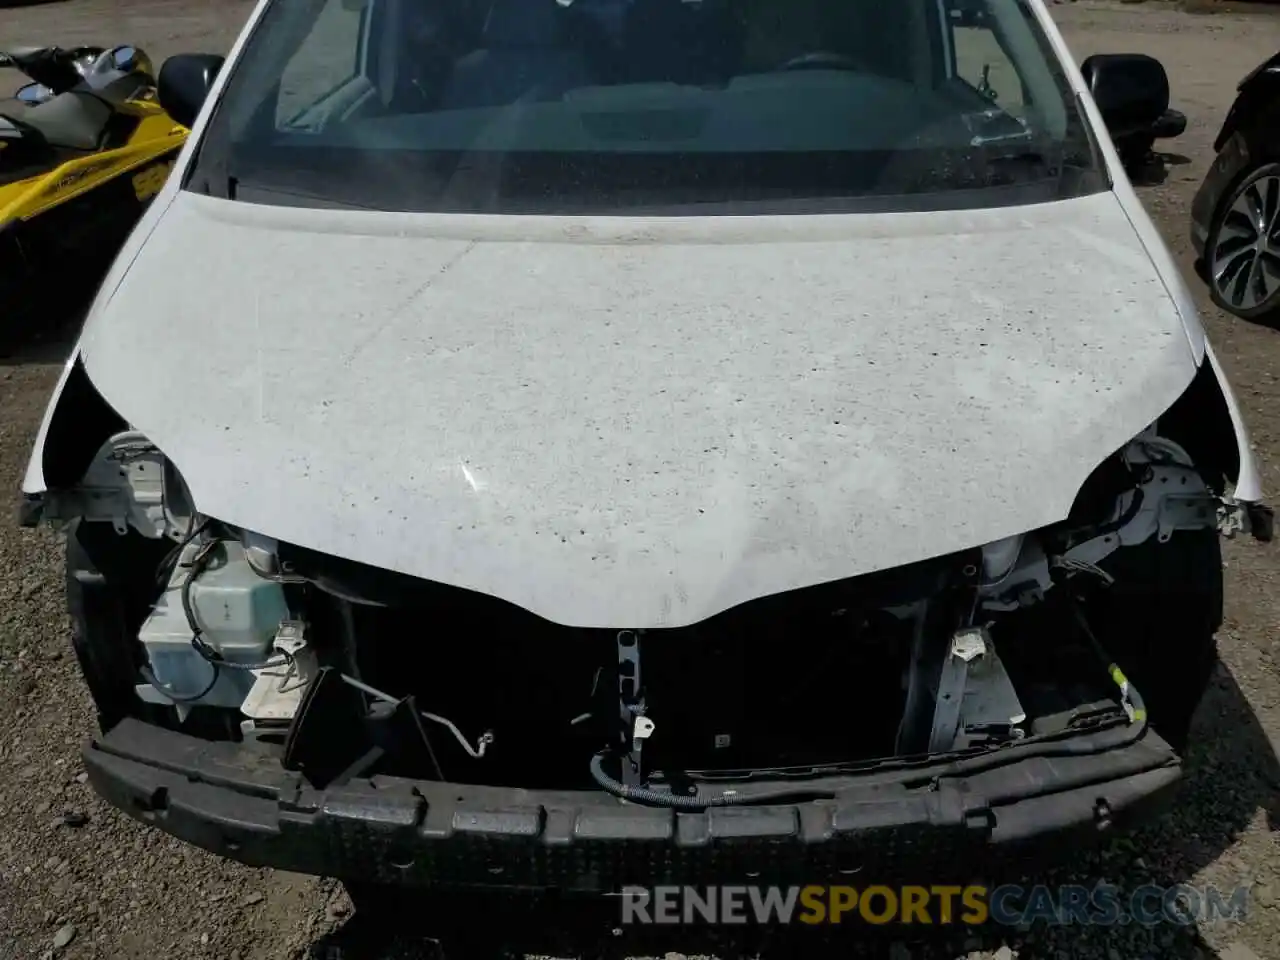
[19,0,1273,909]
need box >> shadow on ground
[1128,151,1193,187]
[1183,0,1280,16]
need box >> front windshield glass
[190,0,1104,214]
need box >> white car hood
[77,190,1197,628]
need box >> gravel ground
[1,1,1280,958]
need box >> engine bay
[49,427,1241,804]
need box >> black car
[1192,51,1280,322]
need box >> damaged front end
[166,430,1231,781]
[22,370,1268,886]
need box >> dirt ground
[1,1,1280,958]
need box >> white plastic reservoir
[137,539,290,709]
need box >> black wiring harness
[141,519,295,704]
[587,750,839,809]
[587,592,1150,811]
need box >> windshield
[189,0,1104,214]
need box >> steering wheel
[777,51,866,73]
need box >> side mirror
[156,53,224,129]
[15,81,53,106]
[1080,53,1171,137]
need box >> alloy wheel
[1211,171,1280,314]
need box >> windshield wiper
[220,175,383,210]
[986,149,1054,170]
[984,144,1092,175]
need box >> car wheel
[1205,160,1280,322]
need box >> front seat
[19,90,113,151]
[439,0,594,111]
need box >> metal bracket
[617,630,646,786]
[241,620,317,726]
[1219,501,1249,538]
[983,454,1221,611]
[1217,499,1273,542]
[928,626,1025,754]
[39,430,191,540]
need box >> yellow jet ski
[1,45,187,336]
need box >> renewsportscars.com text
[619,884,1249,927]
